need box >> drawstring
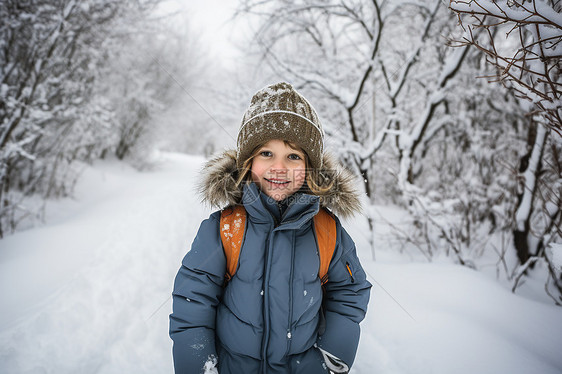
[345,262,355,283]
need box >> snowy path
[0,153,210,374]
[0,153,561,374]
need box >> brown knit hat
[236,82,324,169]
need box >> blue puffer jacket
[170,151,371,374]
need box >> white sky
[158,0,244,65]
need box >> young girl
[170,82,371,374]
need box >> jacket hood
[197,149,362,218]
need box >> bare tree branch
[450,0,562,135]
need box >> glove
[318,347,349,374]
[203,355,218,374]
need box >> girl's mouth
[264,178,290,185]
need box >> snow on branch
[548,242,562,271]
[515,122,547,231]
[449,0,562,135]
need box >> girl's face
[250,139,306,201]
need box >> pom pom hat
[236,82,325,169]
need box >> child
[169,82,371,374]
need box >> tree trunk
[513,122,548,264]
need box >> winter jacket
[169,151,372,374]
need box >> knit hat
[236,82,324,169]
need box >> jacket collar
[242,183,319,229]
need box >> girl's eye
[260,151,272,157]
[288,153,302,160]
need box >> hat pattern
[236,82,324,169]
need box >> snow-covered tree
[238,0,561,302]
[0,0,204,236]
[449,0,562,136]
[450,0,562,302]
[1,0,122,235]
[237,0,486,255]
[98,19,207,163]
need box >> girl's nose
[270,158,288,172]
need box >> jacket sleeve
[317,218,372,369]
[169,212,226,374]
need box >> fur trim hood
[197,150,362,218]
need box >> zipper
[346,262,355,283]
[285,232,296,357]
[259,202,316,372]
[260,230,274,373]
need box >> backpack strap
[314,208,337,286]
[220,205,246,282]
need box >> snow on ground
[0,152,561,374]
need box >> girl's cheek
[294,169,306,186]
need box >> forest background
[0,0,561,311]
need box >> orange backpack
[219,205,337,285]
